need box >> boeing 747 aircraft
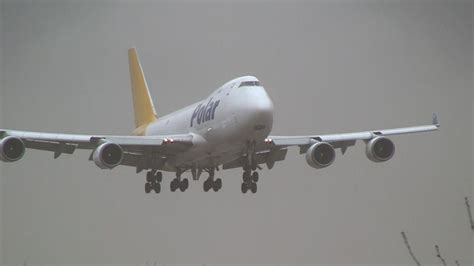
[0,48,439,194]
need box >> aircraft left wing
[0,129,193,170]
[254,113,440,169]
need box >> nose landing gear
[240,141,261,194]
[241,141,260,194]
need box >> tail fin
[432,112,440,127]
[128,47,157,129]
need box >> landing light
[264,138,273,144]
[163,138,175,144]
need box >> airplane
[0,48,440,194]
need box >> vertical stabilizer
[128,47,157,129]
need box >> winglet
[432,113,440,127]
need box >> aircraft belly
[173,139,244,168]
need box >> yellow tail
[128,47,157,132]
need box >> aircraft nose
[255,94,274,116]
[250,88,274,130]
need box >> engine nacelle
[0,136,25,162]
[366,136,395,162]
[92,142,123,169]
[305,142,336,169]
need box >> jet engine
[305,142,336,169]
[92,142,123,169]
[0,136,25,162]
[365,136,395,162]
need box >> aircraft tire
[170,179,178,192]
[146,172,154,183]
[214,178,222,191]
[241,183,248,193]
[243,172,251,183]
[145,182,152,194]
[180,178,189,192]
[250,182,257,193]
[155,171,163,183]
[203,179,211,192]
[212,179,220,192]
[252,172,259,182]
[153,183,161,193]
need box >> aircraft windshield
[239,81,261,87]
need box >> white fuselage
[145,76,274,170]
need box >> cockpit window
[239,81,261,87]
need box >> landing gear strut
[241,141,259,194]
[241,141,260,193]
[145,170,162,194]
[170,170,189,192]
[203,167,222,192]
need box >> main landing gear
[170,170,189,192]
[145,170,162,194]
[241,166,258,194]
[203,168,222,192]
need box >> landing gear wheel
[243,171,251,183]
[145,182,152,194]
[203,179,211,192]
[250,182,257,193]
[214,178,222,191]
[213,178,222,192]
[145,171,163,194]
[241,182,248,193]
[251,172,259,182]
[179,178,189,192]
[170,179,178,192]
[153,182,161,193]
[155,171,163,183]
[146,172,154,183]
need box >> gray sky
[1,1,472,265]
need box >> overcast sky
[1,1,472,265]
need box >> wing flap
[223,149,288,170]
[23,139,78,158]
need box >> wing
[249,113,440,168]
[0,129,193,170]
[268,113,439,150]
